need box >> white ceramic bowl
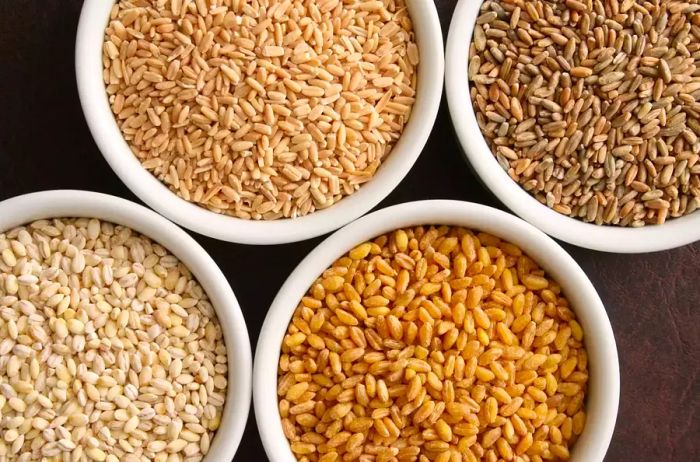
[254,200,619,462]
[0,190,252,461]
[445,0,700,253]
[75,1,444,245]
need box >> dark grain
[0,1,697,461]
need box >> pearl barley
[0,218,227,461]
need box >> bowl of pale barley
[254,200,619,462]
[446,0,700,252]
[0,190,252,462]
[76,0,444,244]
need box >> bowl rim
[444,0,700,253]
[75,0,445,245]
[0,190,252,461]
[253,199,620,462]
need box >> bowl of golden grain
[254,200,619,462]
[446,0,700,252]
[76,0,444,244]
[0,190,251,461]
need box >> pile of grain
[104,0,419,220]
[0,218,227,461]
[470,0,700,226]
[278,226,588,462]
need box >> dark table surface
[0,1,698,461]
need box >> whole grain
[469,0,700,226]
[0,218,227,461]
[103,0,419,220]
[278,226,589,462]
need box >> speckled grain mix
[278,226,588,462]
[469,0,700,227]
[0,218,227,461]
[103,0,419,220]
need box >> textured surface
[0,1,698,461]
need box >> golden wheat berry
[103,0,419,220]
[278,226,589,461]
[469,0,700,227]
[0,218,227,461]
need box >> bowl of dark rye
[446,0,700,252]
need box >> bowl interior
[76,0,444,244]
[254,200,619,462]
[445,0,700,253]
[0,190,252,462]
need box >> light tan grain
[0,218,227,461]
[104,0,419,220]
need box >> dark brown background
[0,1,698,461]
